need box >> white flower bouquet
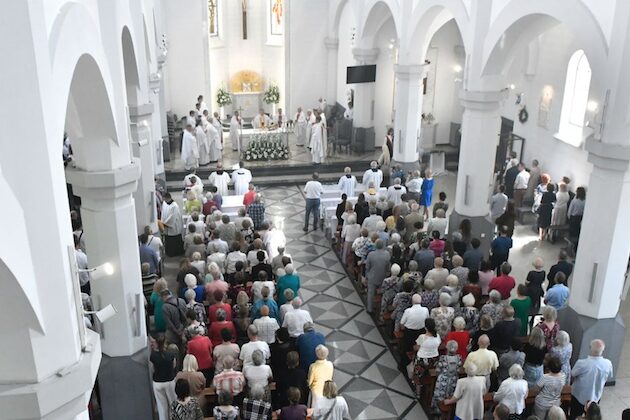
[216,87,232,106]
[263,85,280,104]
[244,133,289,161]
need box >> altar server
[252,109,272,129]
[208,162,231,196]
[211,111,223,146]
[338,167,357,198]
[232,162,252,195]
[197,95,208,114]
[181,124,199,170]
[195,119,210,166]
[160,192,184,257]
[362,161,383,188]
[207,121,221,162]
[305,109,316,148]
[230,111,242,152]
[310,116,327,164]
[295,107,307,146]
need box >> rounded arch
[405,0,470,64]
[329,0,350,38]
[356,0,400,48]
[481,0,608,78]
[64,54,119,172]
[122,25,141,107]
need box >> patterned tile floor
[260,184,426,420]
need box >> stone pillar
[351,48,379,152]
[392,63,426,173]
[65,161,153,419]
[449,90,506,254]
[129,103,158,233]
[324,37,339,105]
[557,140,630,379]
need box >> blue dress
[420,178,434,207]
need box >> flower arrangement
[263,85,280,104]
[216,87,232,107]
[421,112,435,125]
[244,133,289,161]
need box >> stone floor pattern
[263,184,426,420]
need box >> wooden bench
[438,385,572,419]
[205,404,313,420]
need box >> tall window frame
[556,50,592,147]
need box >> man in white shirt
[362,161,383,188]
[144,226,164,263]
[406,170,423,203]
[490,185,509,221]
[400,294,429,353]
[303,172,324,232]
[252,305,280,344]
[386,178,407,206]
[338,167,357,198]
[239,325,271,366]
[362,207,384,233]
[513,163,530,207]
[282,298,313,338]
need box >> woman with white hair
[537,306,560,351]
[308,345,334,405]
[205,261,225,283]
[431,340,463,412]
[427,208,448,239]
[379,263,402,323]
[243,349,273,402]
[460,293,480,334]
[550,330,573,385]
[481,289,505,326]
[277,264,300,305]
[493,363,529,418]
[205,243,227,273]
[552,182,571,227]
[190,251,206,274]
[444,362,487,420]
[341,214,361,266]
[184,289,207,324]
[440,274,462,307]
[546,406,567,420]
[446,317,470,360]
[175,354,207,409]
[430,293,455,339]
[181,273,205,303]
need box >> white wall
[498,24,595,188]
[422,20,465,144]
[162,0,210,117]
[287,0,328,114]
[371,21,396,147]
[336,2,356,108]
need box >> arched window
[556,50,592,147]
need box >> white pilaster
[569,140,630,319]
[129,103,158,233]
[351,48,379,128]
[455,89,507,217]
[324,37,339,105]
[392,63,426,164]
[66,161,147,357]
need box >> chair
[332,119,352,154]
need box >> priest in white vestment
[318,110,327,129]
[181,125,199,171]
[252,109,272,129]
[160,192,184,257]
[310,116,327,164]
[195,121,210,166]
[264,224,287,260]
[208,162,231,197]
[305,109,316,148]
[295,107,307,146]
[186,111,196,128]
[338,167,357,197]
[183,171,203,189]
[232,163,252,195]
[362,161,383,188]
[197,95,208,114]
[386,178,407,206]
[230,111,242,152]
[211,111,223,146]
[207,122,221,162]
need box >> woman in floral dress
[392,280,415,332]
[430,293,455,340]
[379,264,402,323]
[431,340,463,412]
[549,330,573,385]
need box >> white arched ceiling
[356,0,400,48]
[122,25,141,106]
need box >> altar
[232,92,262,119]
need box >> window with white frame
[556,50,592,147]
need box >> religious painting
[270,0,283,35]
[208,0,218,37]
[538,85,553,129]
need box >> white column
[351,48,379,128]
[392,64,425,166]
[454,90,507,217]
[129,103,158,233]
[568,141,630,318]
[66,160,147,357]
[324,37,339,105]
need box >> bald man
[570,339,613,419]
[338,167,357,197]
[253,305,280,344]
[464,334,499,384]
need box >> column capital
[394,63,428,80]
[149,72,161,91]
[352,47,379,63]
[129,103,155,119]
[459,89,508,111]
[65,158,141,200]
[324,37,339,50]
[586,138,630,171]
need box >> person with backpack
[161,289,188,355]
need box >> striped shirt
[212,369,245,396]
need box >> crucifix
[208,0,216,35]
[241,0,248,40]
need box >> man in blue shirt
[296,322,326,372]
[139,233,160,274]
[570,339,613,419]
[490,226,513,274]
[544,272,570,310]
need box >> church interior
[3,0,630,419]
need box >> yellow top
[307,360,334,396]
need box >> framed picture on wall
[270,0,283,35]
[208,0,219,37]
